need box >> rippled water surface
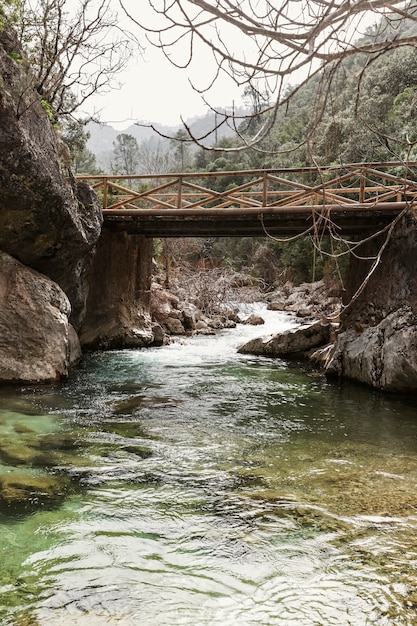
[1,308,417,625]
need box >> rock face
[0,24,103,382]
[80,230,155,349]
[0,25,102,330]
[326,307,417,391]
[326,213,417,392]
[0,251,80,383]
[238,320,331,357]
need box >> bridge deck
[78,162,417,237]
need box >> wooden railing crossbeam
[78,162,417,236]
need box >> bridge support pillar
[79,229,154,349]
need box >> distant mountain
[86,120,177,155]
[86,120,178,169]
[86,107,247,170]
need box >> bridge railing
[77,162,417,214]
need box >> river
[0,306,417,625]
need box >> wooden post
[359,170,365,203]
[103,178,109,209]
[177,176,183,209]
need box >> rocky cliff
[326,212,417,392]
[0,24,102,383]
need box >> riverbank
[150,272,341,343]
[151,268,417,394]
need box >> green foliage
[40,97,55,123]
[183,32,417,285]
[73,146,100,175]
[0,0,19,26]
[112,134,140,176]
[170,129,193,171]
[7,49,21,63]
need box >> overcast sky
[74,0,375,130]
[85,47,244,129]
[77,0,244,129]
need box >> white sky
[73,0,377,130]
[84,47,244,129]
[77,0,245,129]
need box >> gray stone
[165,317,186,335]
[326,306,417,392]
[266,279,341,320]
[151,323,166,345]
[195,320,215,335]
[267,300,286,311]
[0,251,78,383]
[195,320,209,330]
[243,314,265,326]
[238,320,330,356]
[68,323,82,365]
[0,26,102,329]
[182,307,197,331]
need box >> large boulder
[326,307,417,392]
[238,320,330,357]
[0,251,80,383]
[0,25,102,329]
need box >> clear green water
[1,310,417,625]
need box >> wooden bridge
[77,162,417,238]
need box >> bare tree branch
[11,0,142,120]
[120,0,417,150]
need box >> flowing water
[1,307,417,625]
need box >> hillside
[86,108,245,170]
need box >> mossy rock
[37,432,81,451]
[9,613,41,626]
[0,473,71,513]
[14,423,36,434]
[122,445,152,459]
[112,395,146,414]
[0,442,43,466]
[101,421,148,439]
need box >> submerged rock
[238,320,331,357]
[122,445,153,459]
[0,442,43,466]
[0,473,70,513]
[0,430,83,467]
